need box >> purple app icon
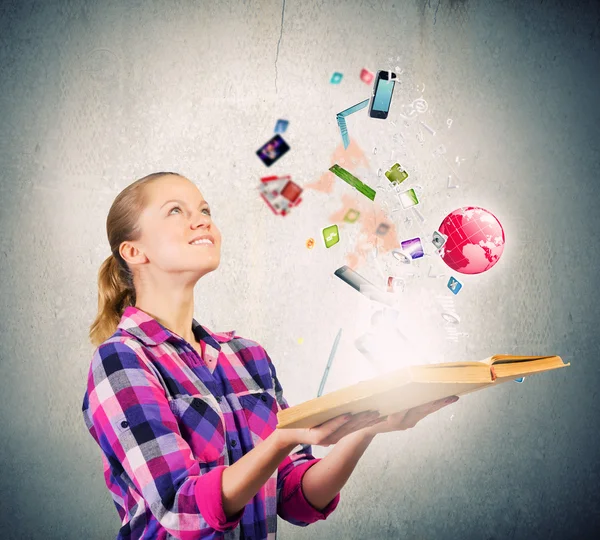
[400,237,424,259]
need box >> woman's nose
[192,213,211,229]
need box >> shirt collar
[118,305,236,349]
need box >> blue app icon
[330,72,343,84]
[274,119,289,133]
[447,276,462,295]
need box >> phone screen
[372,78,395,112]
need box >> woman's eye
[169,206,182,215]
[202,208,211,216]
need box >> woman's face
[129,175,222,280]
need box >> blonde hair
[88,171,185,347]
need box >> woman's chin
[198,260,220,275]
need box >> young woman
[81,171,458,540]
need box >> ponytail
[88,252,136,348]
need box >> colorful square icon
[343,208,360,223]
[330,72,343,84]
[256,134,290,167]
[400,237,424,259]
[375,223,390,236]
[274,119,289,133]
[387,276,405,293]
[398,188,419,209]
[447,276,463,295]
[258,175,302,216]
[360,68,374,84]
[385,163,409,184]
[322,224,340,248]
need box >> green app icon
[399,188,419,208]
[385,163,409,184]
[322,224,340,248]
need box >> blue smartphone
[368,70,397,119]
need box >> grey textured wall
[1,0,599,538]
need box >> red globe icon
[438,206,505,275]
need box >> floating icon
[428,264,446,278]
[258,175,302,216]
[385,163,409,184]
[343,208,360,223]
[447,276,463,295]
[375,223,390,237]
[400,237,424,259]
[322,224,340,248]
[317,328,343,397]
[306,238,315,249]
[329,164,376,201]
[400,97,428,118]
[336,98,370,149]
[432,144,447,158]
[514,377,525,383]
[360,68,374,84]
[330,72,343,84]
[274,119,289,133]
[256,134,290,167]
[387,276,405,293]
[398,188,419,209]
[447,175,459,189]
[432,230,448,250]
[441,311,460,324]
[392,249,412,264]
[420,121,436,136]
[334,265,396,307]
[412,207,425,223]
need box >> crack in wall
[274,0,286,93]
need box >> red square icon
[258,175,303,217]
[360,68,374,84]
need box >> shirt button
[260,395,267,402]
[231,439,237,447]
[120,421,128,428]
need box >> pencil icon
[318,328,343,397]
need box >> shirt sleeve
[266,353,341,527]
[85,340,244,539]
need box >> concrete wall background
[1,0,599,538]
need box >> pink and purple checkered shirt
[82,306,340,539]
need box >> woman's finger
[402,396,459,428]
[334,411,381,436]
[316,413,355,431]
[429,395,459,412]
[399,407,427,428]
[318,411,381,444]
[326,411,378,432]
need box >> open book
[276,355,569,429]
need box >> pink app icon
[360,68,374,84]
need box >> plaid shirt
[82,306,340,540]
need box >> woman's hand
[357,395,460,437]
[276,410,386,448]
